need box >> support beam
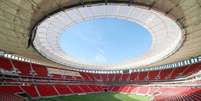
[80,0,85,7]
[128,0,134,6]
[105,0,108,5]
[149,1,156,9]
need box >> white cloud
[97,47,104,55]
[73,27,104,46]
[95,52,107,63]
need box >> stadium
[0,0,201,101]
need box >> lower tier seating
[36,84,58,96]
[0,92,24,101]
[54,84,72,95]
[1,85,201,101]
[21,85,39,97]
[109,86,201,101]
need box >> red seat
[54,84,72,95]
[130,72,138,81]
[32,64,48,77]
[100,74,108,81]
[112,86,121,92]
[74,76,82,80]
[121,73,129,81]
[170,67,185,79]
[159,69,173,80]
[114,74,122,81]
[80,72,91,80]
[183,63,201,76]
[21,85,38,97]
[12,60,31,76]
[93,74,101,80]
[87,73,95,81]
[51,74,62,79]
[148,70,159,80]
[108,74,115,81]
[68,85,83,93]
[64,75,75,80]
[0,86,22,93]
[36,84,57,96]
[79,85,93,92]
[0,92,24,101]
[138,72,148,80]
[0,57,13,70]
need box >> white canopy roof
[33,3,184,70]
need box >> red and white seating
[1,56,201,83]
[1,56,201,101]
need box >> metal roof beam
[80,0,85,7]
[128,0,134,6]
[105,0,108,5]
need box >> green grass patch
[31,92,151,101]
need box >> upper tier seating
[114,74,122,81]
[170,66,185,79]
[31,64,48,77]
[12,60,31,76]
[183,63,201,76]
[122,74,129,81]
[148,70,159,80]
[51,74,62,79]
[138,72,148,81]
[79,72,92,81]
[1,56,201,82]
[0,57,13,70]
[108,74,115,81]
[130,72,138,81]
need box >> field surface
[31,92,151,101]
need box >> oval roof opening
[59,18,152,65]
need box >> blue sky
[59,18,152,64]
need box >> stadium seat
[0,86,22,93]
[31,64,48,77]
[21,85,39,97]
[36,84,58,96]
[54,84,72,95]
[12,60,31,76]
[0,92,24,101]
[68,85,84,93]
[0,57,13,71]
[130,72,138,81]
[148,70,160,80]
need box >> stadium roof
[0,0,201,70]
[33,4,183,70]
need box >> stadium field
[31,92,151,101]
